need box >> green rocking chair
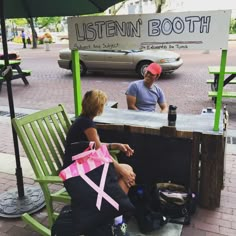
[12,104,72,235]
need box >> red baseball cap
[146,63,162,75]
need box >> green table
[208,66,236,95]
[0,60,31,91]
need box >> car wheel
[70,61,87,76]
[80,61,87,76]
[137,61,152,79]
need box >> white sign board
[68,10,231,51]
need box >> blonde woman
[65,89,136,236]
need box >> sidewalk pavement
[0,109,236,236]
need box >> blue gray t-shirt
[125,80,166,112]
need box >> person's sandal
[112,222,130,236]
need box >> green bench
[207,79,236,85]
[0,69,32,92]
[207,66,236,90]
[207,79,236,93]
[0,69,32,79]
[207,66,236,104]
[208,91,236,98]
[13,69,31,76]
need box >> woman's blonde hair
[81,90,108,117]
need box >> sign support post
[213,50,227,131]
[72,50,82,117]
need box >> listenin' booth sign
[68,10,231,51]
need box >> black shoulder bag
[157,183,197,225]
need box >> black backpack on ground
[156,183,197,225]
[128,185,168,234]
[128,182,197,233]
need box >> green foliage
[10,18,27,26]
[7,16,62,31]
[230,18,236,34]
[35,17,62,29]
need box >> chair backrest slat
[50,114,66,156]
[36,119,61,174]
[50,114,66,144]
[13,121,45,178]
[42,116,63,168]
[43,116,65,170]
[31,120,58,175]
[57,112,71,134]
[24,122,50,175]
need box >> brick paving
[1,126,236,236]
[0,42,236,235]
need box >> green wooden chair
[12,104,120,235]
[12,104,72,236]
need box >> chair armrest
[35,176,62,183]
[109,149,120,162]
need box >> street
[0,41,236,127]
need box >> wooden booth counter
[94,108,227,209]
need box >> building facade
[107,0,236,18]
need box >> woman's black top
[62,115,95,169]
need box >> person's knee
[118,164,136,193]
[119,163,133,172]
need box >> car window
[131,50,142,53]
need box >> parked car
[58,49,183,78]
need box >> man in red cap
[125,62,168,112]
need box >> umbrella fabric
[3,0,123,18]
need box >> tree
[154,0,166,13]
[10,17,62,48]
[110,1,127,15]
[10,18,27,36]
[26,17,62,48]
[109,0,166,15]
[13,17,38,49]
[230,18,236,34]
[36,17,62,30]
[27,18,38,48]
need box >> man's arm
[126,95,139,110]
[159,102,168,113]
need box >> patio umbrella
[0,0,124,217]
